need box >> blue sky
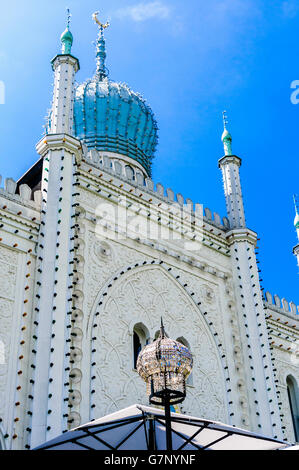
[0,0,298,304]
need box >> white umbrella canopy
[33,404,289,451]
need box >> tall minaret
[218,112,246,229]
[293,194,299,268]
[47,10,79,134]
[219,113,284,439]
[29,12,82,449]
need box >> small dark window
[287,375,299,442]
[133,331,142,369]
[133,323,149,369]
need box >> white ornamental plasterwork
[0,262,17,301]
[273,346,299,389]
[85,232,153,314]
[89,264,227,423]
[178,272,226,356]
[0,246,18,422]
[78,189,100,213]
[85,232,229,331]
[0,246,18,265]
[273,348,299,443]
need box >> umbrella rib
[115,420,145,450]
[86,416,142,435]
[177,426,206,450]
[156,416,284,445]
[72,440,96,451]
[83,429,116,450]
[155,417,203,450]
[141,412,150,450]
[200,432,232,451]
[79,416,142,433]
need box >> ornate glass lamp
[137,319,193,449]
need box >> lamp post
[137,319,193,450]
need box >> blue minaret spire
[61,8,73,55]
[92,11,110,80]
[293,194,299,268]
[221,110,233,156]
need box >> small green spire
[221,110,233,156]
[293,195,299,230]
[61,8,73,55]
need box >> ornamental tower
[219,114,284,439]
[293,195,299,268]
[30,13,82,448]
[218,112,246,229]
[47,11,79,135]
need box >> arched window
[287,375,299,442]
[133,323,149,369]
[125,165,135,181]
[135,172,145,185]
[177,337,193,386]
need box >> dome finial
[160,317,168,339]
[294,194,299,216]
[293,194,299,234]
[92,11,110,80]
[221,110,233,156]
[60,8,73,55]
[66,7,71,29]
[223,109,228,130]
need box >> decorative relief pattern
[85,233,153,316]
[89,264,227,422]
[274,348,299,443]
[0,246,18,422]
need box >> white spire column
[219,114,283,439]
[29,19,82,448]
[218,115,246,230]
[47,16,79,135]
[293,195,299,268]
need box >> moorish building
[0,13,298,450]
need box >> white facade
[0,25,298,450]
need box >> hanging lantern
[137,319,193,406]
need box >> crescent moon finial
[92,11,110,30]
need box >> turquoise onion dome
[61,28,73,55]
[221,128,233,156]
[73,20,158,176]
[221,128,232,142]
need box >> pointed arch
[286,375,299,442]
[133,322,150,369]
[86,261,231,423]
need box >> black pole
[164,390,172,451]
[148,417,156,451]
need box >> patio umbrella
[33,404,289,451]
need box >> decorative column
[219,114,283,439]
[29,19,82,448]
[227,229,283,439]
[218,113,246,230]
[47,14,79,135]
[292,195,299,268]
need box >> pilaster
[48,54,79,135]
[227,228,283,439]
[293,243,299,268]
[29,134,82,448]
[219,155,246,229]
